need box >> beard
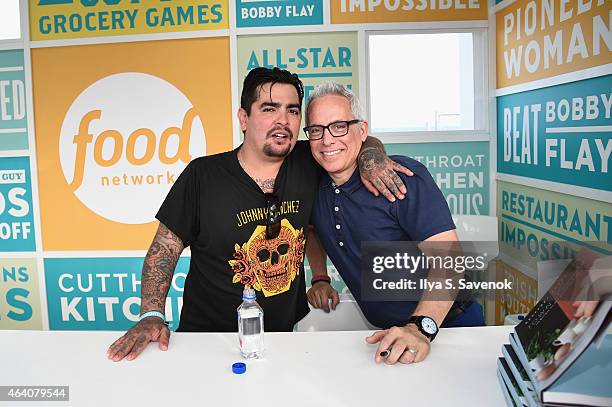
[262,127,294,158]
[263,141,292,158]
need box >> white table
[0,326,512,406]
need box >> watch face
[421,317,437,335]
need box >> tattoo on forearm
[141,224,184,313]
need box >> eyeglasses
[264,193,281,239]
[303,119,361,140]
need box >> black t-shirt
[156,141,319,332]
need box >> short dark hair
[241,67,304,115]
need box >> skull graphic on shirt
[229,219,305,297]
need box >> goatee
[263,143,292,158]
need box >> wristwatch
[407,315,438,342]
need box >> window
[367,30,487,137]
[0,0,21,41]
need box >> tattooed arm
[140,223,184,313]
[359,137,414,202]
[107,223,185,362]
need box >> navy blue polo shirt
[311,155,456,329]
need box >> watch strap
[407,315,438,342]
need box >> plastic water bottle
[237,288,264,359]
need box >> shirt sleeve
[396,163,455,242]
[155,160,200,247]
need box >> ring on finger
[407,348,417,355]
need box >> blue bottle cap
[232,362,246,374]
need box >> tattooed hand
[358,147,414,202]
[107,222,183,361]
[107,317,170,361]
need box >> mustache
[266,126,293,139]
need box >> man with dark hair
[240,67,304,115]
[107,68,412,361]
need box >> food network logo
[59,72,206,224]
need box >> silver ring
[408,348,417,354]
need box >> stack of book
[497,253,612,407]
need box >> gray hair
[306,82,365,124]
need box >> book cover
[502,344,541,407]
[543,317,612,407]
[498,368,518,407]
[510,251,612,401]
[498,357,528,407]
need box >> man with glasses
[107,68,413,361]
[304,82,485,366]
